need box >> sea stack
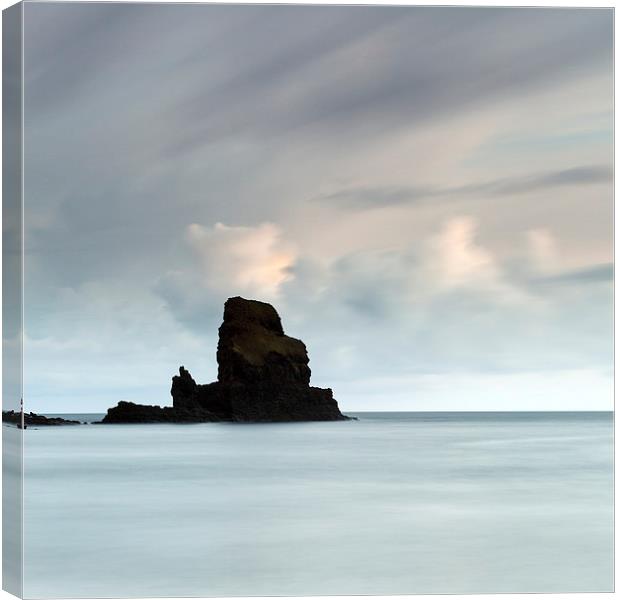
[103,297,348,423]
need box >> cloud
[273,215,612,396]
[316,185,432,209]
[316,165,612,210]
[450,165,613,197]
[186,222,297,299]
[526,229,558,273]
[24,5,612,151]
[155,222,298,337]
[429,217,503,290]
[531,262,613,286]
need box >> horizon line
[41,409,614,415]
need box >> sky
[20,3,613,413]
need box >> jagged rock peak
[170,365,197,409]
[222,296,284,334]
[217,296,311,385]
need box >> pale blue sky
[21,3,613,412]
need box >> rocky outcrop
[217,298,311,385]
[103,297,349,423]
[100,401,220,424]
[2,410,82,427]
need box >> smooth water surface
[21,412,613,597]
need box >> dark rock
[2,410,81,427]
[222,383,343,423]
[100,401,220,424]
[103,296,350,423]
[217,297,311,385]
[170,366,197,406]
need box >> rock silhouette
[2,410,81,427]
[98,401,220,423]
[103,297,348,423]
[217,297,311,385]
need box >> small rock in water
[2,410,81,427]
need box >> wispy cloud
[531,262,613,286]
[316,165,612,210]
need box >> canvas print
[2,2,614,598]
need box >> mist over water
[20,412,612,597]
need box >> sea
[10,411,614,597]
